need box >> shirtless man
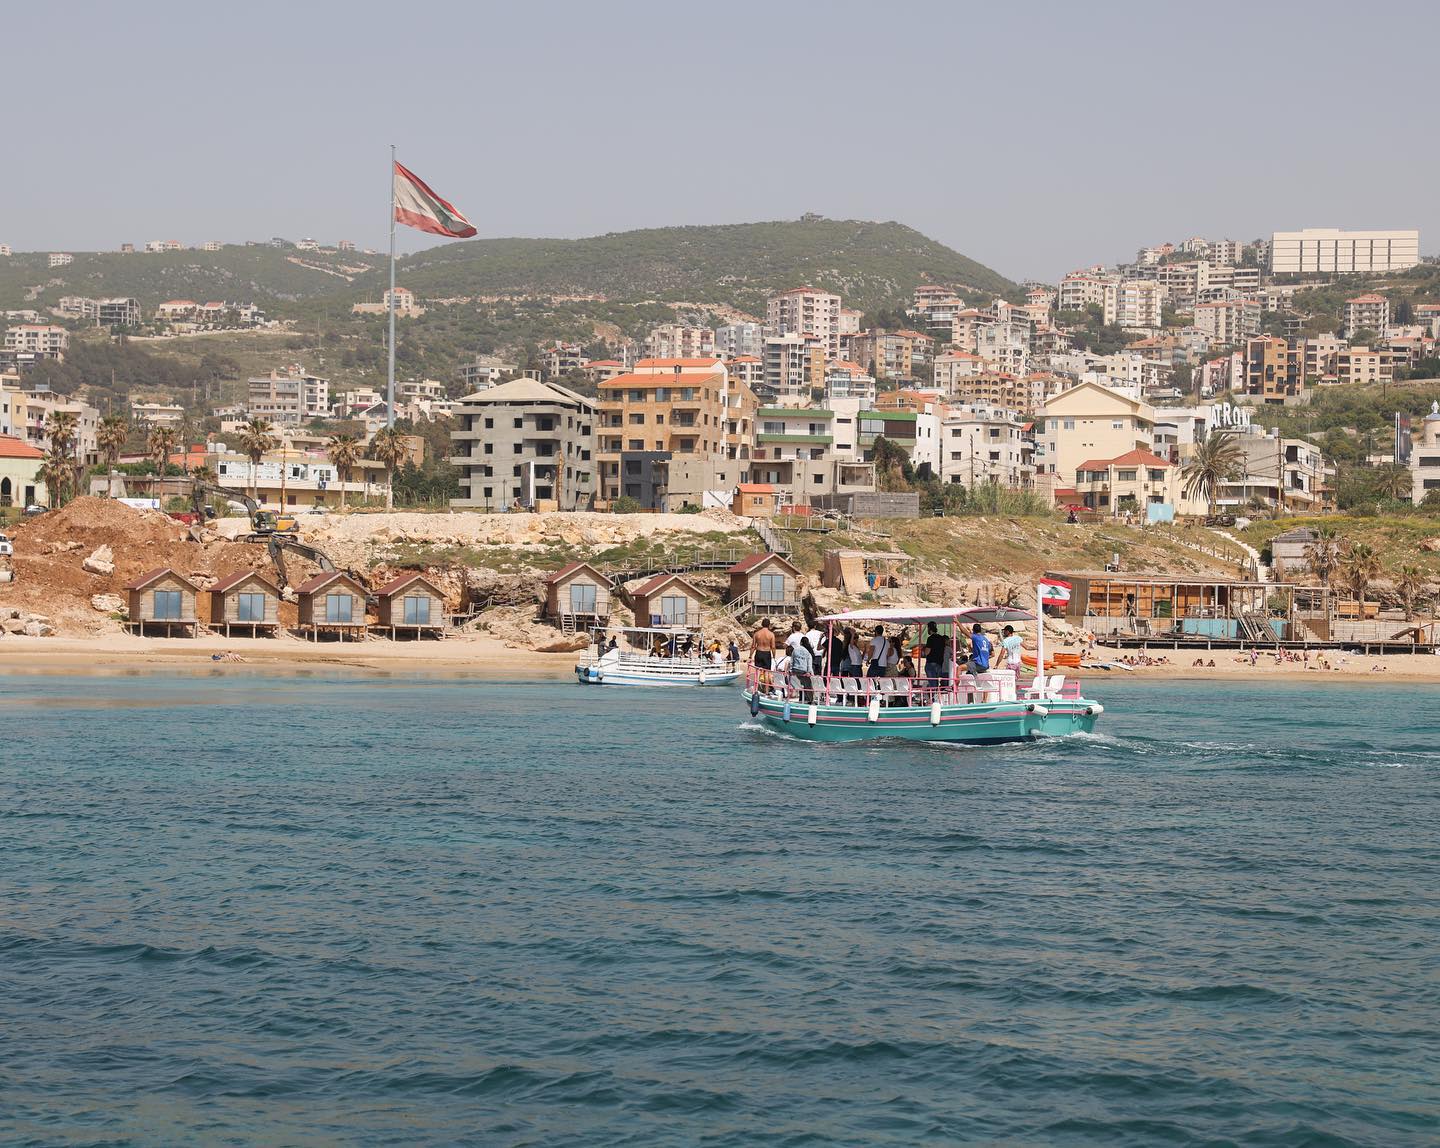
[752,618,777,670]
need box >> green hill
[0,219,1013,318]
[375,219,1015,314]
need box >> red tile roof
[633,358,722,368]
[543,560,609,585]
[634,572,699,597]
[372,571,443,597]
[736,482,774,493]
[294,571,362,595]
[727,552,798,575]
[1077,448,1172,471]
[0,435,43,459]
[124,567,198,591]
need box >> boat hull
[578,664,740,687]
[741,689,1100,743]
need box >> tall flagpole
[386,143,397,428]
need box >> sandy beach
[0,634,1438,684]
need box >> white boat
[575,627,741,687]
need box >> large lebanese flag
[393,162,476,238]
[1038,577,1072,606]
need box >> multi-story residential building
[646,324,715,360]
[938,404,1032,489]
[0,245,11,257]
[57,296,98,320]
[4,383,101,463]
[1193,297,1262,346]
[766,287,842,358]
[838,307,864,335]
[457,355,518,392]
[1270,229,1421,275]
[822,362,876,407]
[1056,273,1117,323]
[847,329,922,382]
[1335,346,1401,386]
[913,286,962,313]
[594,360,757,509]
[1409,402,1440,504]
[1196,351,1246,396]
[144,240,183,253]
[762,333,825,403]
[338,240,356,252]
[351,286,424,317]
[1074,449,1192,517]
[1300,333,1345,384]
[1209,239,1243,266]
[748,407,875,506]
[449,377,595,510]
[542,342,589,380]
[724,355,764,393]
[211,448,386,510]
[91,297,141,326]
[1035,381,1156,490]
[3,325,69,359]
[1343,293,1390,339]
[1243,336,1304,403]
[131,402,186,427]
[1214,431,1329,512]
[119,243,134,253]
[975,323,1029,378]
[933,350,986,395]
[157,300,199,321]
[715,322,769,359]
[247,369,329,425]
[584,359,627,384]
[201,241,223,252]
[1114,279,1165,329]
[48,253,73,267]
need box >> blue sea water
[0,672,1436,1147]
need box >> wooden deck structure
[207,570,281,637]
[124,568,200,638]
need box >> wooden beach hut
[543,561,614,633]
[207,570,281,637]
[630,573,705,630]
[373,572,447,639]
[820,549,910,593]
[726,553,801,616]
[124,567,200,637]
[295,571,370,642]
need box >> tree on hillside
[1394,563,1429,621]
[1304,525,1342,587]
[869,435,914,492]
[97,414,128,497]
[1342,542,1381,604]
[326,433,361,510]
[1181,430,1242,516]
[1373,463,1413,501]
[239,418,276,500]
[368,426,408,510]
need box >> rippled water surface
[1,673,1437,1146]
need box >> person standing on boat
[752,619,776,670]
[846,628,865,676]
[791,635,815,703]
[966,623,993,675]
[924,622,949,684]
[785,621,805,653]
[999,625,1023,674]
[867,625,888,677]
[728,639,740,665]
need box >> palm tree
[1182,430,1243,517]
[97,413,128,497]
[38,449,71,508]
[1304,525,1342,586]
[1373,463,1412,502]
[44,410,77,459]
[368,426,407,510]
[1393,563,1429,622]
[1341,541,1382,606]
[327,433,360,510]
[238,418,276,501]
[146,425,179,493]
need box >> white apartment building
[1209,240,1243,266]
[1057,273,1117,323]
[933,350,987,395]
[762,333,824,404]
[1270,229,1421,275]
[48,253,73,267]
[247,369,329,425]
[4,325,69,358]
[1343,293,1390,339]
[144,240,184,253]
[975,324,1029,377]
[458,355,518,392]
[201,241,223,252]
[543,342,589,379]
[0,245,11,257]
[131,402,186,427]
[938,404,1032,488]
[1036,381,1156,485]
[646,324,715,360]
[1409,402,1440,504]
[1193,298,1262,346]
[767,287,842,359]
[715,322,769,359]
[823,363,877,407]
[1114,279,1164,329]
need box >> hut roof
[124,567,199,592]
[543,560,609,585]
[634,572,702,598]
[728,552,798,575]
[372,571,443,598]
[295,571,364,596]
[209,569,279,594]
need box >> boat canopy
[816,605,1036,624]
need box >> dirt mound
[20,496,185,553]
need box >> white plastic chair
[1047,673,1066,700]
[840,676,862,706]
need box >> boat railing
[743,664,1077,706]
[580,650,737,671]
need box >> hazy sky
[8,0,1438,282]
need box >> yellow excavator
[191,480,298,539]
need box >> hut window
[236,592,266,622]
[325,593,353,623]
[659,594,688,624]
[758,573,785,601]
[569,583,597,613]
[403,595,431,625]
[152,589,183,620]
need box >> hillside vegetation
[1,219,1013,318]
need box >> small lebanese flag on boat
[1038,577,1072,606]
[393,161,477,238]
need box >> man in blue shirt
[966,623,992,675]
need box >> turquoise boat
[741,605,1103,745]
